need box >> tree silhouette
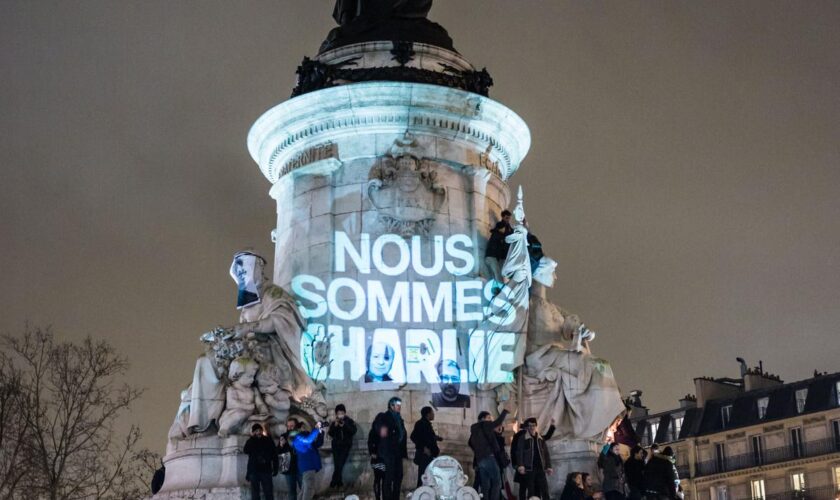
[0,326,155,499]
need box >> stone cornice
[247,82,530,183]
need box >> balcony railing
[695,438,840,477]
[749,485,840,500]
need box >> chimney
[694,377,742,407]
[679,394,697,409]
[743,362,783,391]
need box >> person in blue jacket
[293,421,324,500]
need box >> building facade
[629,369,840,500]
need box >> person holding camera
[328,404,357,489]
[243,423,279,500]
[293,421,324,500]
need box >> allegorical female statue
[521,294,625,441]
[168,252,325,445]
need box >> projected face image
[234,259,248,287]
[432,359,470,408]
[365,342,395,382]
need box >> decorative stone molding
[367,134,447,236]
[248,82,530,184]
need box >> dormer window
[795,389,808,414]
[757,397,769,419]
[721,405,732,427]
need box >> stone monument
[154,2,626,499]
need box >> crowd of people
[559,443,682,500]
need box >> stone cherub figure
[256,363,292,438]
[218,358,264,438]
[168,252,326,443]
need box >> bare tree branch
[0,326,154,500]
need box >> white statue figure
[256,363,292,438]
[218,357,263,437]
[175,251,326,438]
[499,186,532,310]
[411,456,480,500]
[522,296,625,441]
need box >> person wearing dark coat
[598,443,626,500]
[328,404,357,488]
[410,406,442,487]
[278,417,302,498]
[368,425,387,500]
[560,472,587,500]
[468,405,512,500]
[243,424,279,500]
[370,397,408,500]
[511,417,554,500]
[485,210,513,287]
[624,445,646,500]
[645,446,679,500]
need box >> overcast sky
[2,1,839,453]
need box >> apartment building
[627,367,840,500]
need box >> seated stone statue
[218,358,263,437]
[522,294,625,441]
[168,252,326,443]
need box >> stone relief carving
[367,134,446,237]
[410,456,480,500]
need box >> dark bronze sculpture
[332,0,433,25]
[321,0,450,53]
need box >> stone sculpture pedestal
[546,438,603,497]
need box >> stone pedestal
[545,438,604,497]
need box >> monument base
[546,438,603,497]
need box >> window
[750,478,766,500]
[836,381,840,406]
[672,416,684,441]
[795,389,808,414]
[790,427,803,458]
[715,442,726,473]
[833,465,840,493]
[650,421,660,444]
[721,405,732,427]
[711,484,728,500]
[757,397,769,419]
[751,435,764,466]
[832,419,840,452]
[791,472,806,492]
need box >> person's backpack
[151,464,165,494]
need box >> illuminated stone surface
[155,14,624,500]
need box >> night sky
[2,1,839,453]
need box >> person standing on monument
[293,421,325,500]
[368,424,387,500]
[328,404,357,489]
[370,397,408,500]
[598,443,627,500]
[511,417,554,500]
[278,417,302,498]
[410,406,442,487]
[468,402,513,500]
[243,423,279,500]
[485,210,513,292]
